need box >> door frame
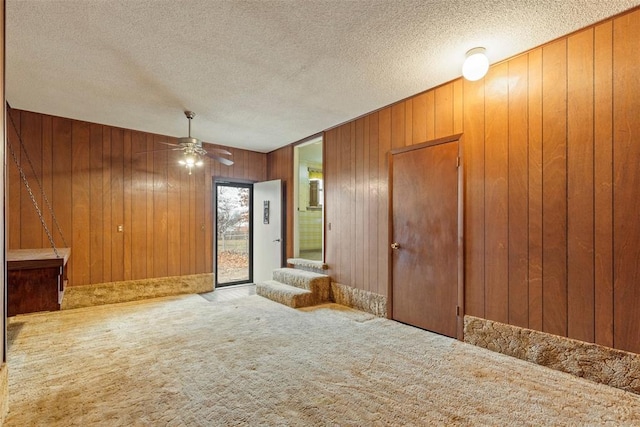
[292,134,324,261]
[388,133,465,339]
[213,178,255,288]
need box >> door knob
[391,242,401,250]
[273,238,281,243]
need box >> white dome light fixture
[462,47,489,81]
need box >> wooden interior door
[390,139,460,338]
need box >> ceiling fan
[147,111,234,174]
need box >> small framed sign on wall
[263,200,270,224]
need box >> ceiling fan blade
[201,142,232,156]
[206,153,234,166]
[157,141,182,148]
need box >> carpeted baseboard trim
[61,273,214,310]
[464,315,640,395]
[330,282,387,317]
[0,363,7,424]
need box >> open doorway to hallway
[293,136,323,261]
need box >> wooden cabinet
[7,248,70,316]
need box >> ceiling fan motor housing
[178,137,200,146]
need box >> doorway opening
[293,136,324,261]
[215,181,253,287]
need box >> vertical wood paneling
[101,126,112,283]
[362,115,371,292]
[52,117,73,281]
[324,128,338,276]
[435,83,454,138]
[453,79,464,135]
[167,138,181,277]
[111,129,125,282]
[7,110,21,250]
[567,28,595,343]
[542,39,568,337]
[41,116,53,248]
[145,134,155,279]
[484,63,510,324]
[153,135,169,277]
[20,112,43,248]
[123,130,133,281]
[368,112,380,294]
[130,131,147,280]
[391,103,405,149]
[527,48,544,331]
[412,93,427,144]
[71,121,91,285]
[349,124,357,284]
[425,91,435,141]
[377,107,391,296]
[194,149,205,274]
[89,124,104,284]
[259,8,637,354]
[463,77,485,318]
[355,118,365,290]
[404,99,413,146]
[613,8,640,354]
[179,160,191,276]
[507,55,529,328]
[339,123,352,286]
[594,20,614,348]
[188,163,196,274]
[7,109,266,289]
[204,157,214,274]
[266,145,294,262]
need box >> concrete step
[256,280,317,308]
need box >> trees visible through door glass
[216,185,250,285]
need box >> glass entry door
[215,181,253,287]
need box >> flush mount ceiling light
[462,47,489,81]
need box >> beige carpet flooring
[5,293,640,426]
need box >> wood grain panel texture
[484,63,510,324]
[7,109,267,288]
[541,39,568,337]
[613,9,640,354]
[6,8,640,355]
[567,28,595,343]
[266,145,294,261]
[315,10,639,354]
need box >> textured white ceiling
[6,0,640,153]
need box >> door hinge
[456,157,460,168]
[456,306,460,316]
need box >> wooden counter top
[7,248,71,270]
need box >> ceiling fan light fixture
[462,47,489,81]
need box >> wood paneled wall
[324,82,463,296]
[7,109,267,287]
[322,8,640,354]
[266,145,294,260]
